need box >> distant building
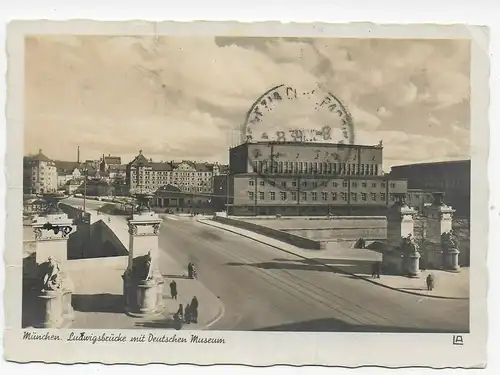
[100,154,126,182]
[64,179,83,195]
[390,160,470,217]
[54,160,82,187]
[152,184,212,212]
[406,188,442,212]
[126,150,223,194]
[23,149,58,194]
[220,141,407,216]
[73,179,113,197]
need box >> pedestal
[406,252,421,278]
[444,248,461,272]
[36,287,74,328]
[122,209,164,317]
[123,272,164,317]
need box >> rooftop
[24,149,53,163]
[128,151,218,172]
[391,159,471,169]
[231,141,384,150]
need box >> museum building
[216,141,408,216]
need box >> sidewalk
[60,206,224,330]
[198,218,469,300]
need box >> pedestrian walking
[174,303,184,324]
[426,273,435,291]
[184,303,191,324]
[188,262,193,279]
[170,280,178,300]
[190,296,199,323]
[375,261,381,278]
[371,262,382,278]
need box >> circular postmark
[241,84,356,192]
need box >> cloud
[376,106,392,118]
[24,36,471,166]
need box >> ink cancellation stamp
[4,20,489,369]
[242,84,358,194]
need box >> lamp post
[83,168,88,213]
[225,173,229,214]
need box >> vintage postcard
[4,21,488,367]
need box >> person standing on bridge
[426,273,435,291]
[170,280,178,300]
[190,296,199,323]
[371,262,381,279]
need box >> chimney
[77,146,80,163]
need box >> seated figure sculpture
[40,256,63,292]
[401,233,419,255]
[441,230,459,252]
[130,251,155,282]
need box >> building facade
[54,161,82,188]
[23,150,58,194]
[153,184,212,212]
[99,154,126,182]
[390,160,470,217]
[126,150,223,194]
[222,142,407,216]
[229,141,385,177]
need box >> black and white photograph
[4,21,488,367]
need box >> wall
[241,216,387,242]
[213,216,324,249]
[229,144,249,174]
[59,202,83,219]
[65,255,128,271]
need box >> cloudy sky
[24,35,470,170]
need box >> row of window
[249,179,396,189]
[132,170,213,177]
[137,178,211,183]
[252,161,380,176]
[133,180,212,187]
[248,191,396,202]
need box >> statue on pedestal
[123,250,164,317]
[401,234,419,255]
[35,256,74,328]
[39,256,63,291]
[129,251,155,282]
[441,230,459,252]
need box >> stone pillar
[387,196,417,248]
[424,193,457,269]
[386,194,418,275]
[122,209,164,317]
[32,211,75,266]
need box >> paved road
[60,198,469,332]
[160,217,469,332]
